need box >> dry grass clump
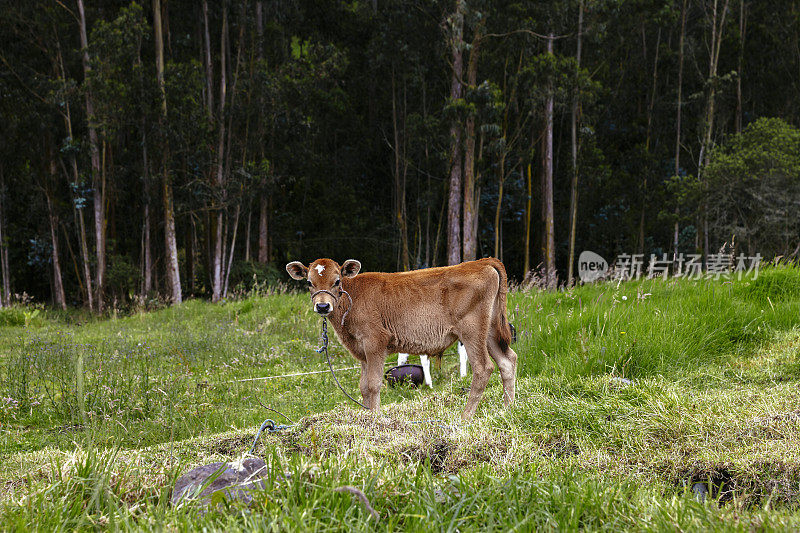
[254,396,525,475]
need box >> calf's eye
[307,280,313,288]
[334,279,340,287]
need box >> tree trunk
[100,139,109,283]
[203,0,214,123]
[638,26,661,255]
[75,180,93,308]
[141,141,152,297]
[542,33,556,289]
[55,42,94,310]
[219,3,246,288]
[495,51,523,262]
[447,141,463,265]
[423,79,431,268]
[674,0,687,262]
[61,221,84,299]
[425,175,431,267]
[462,21,483,262]
[244,202,251,262]
[699,0,731,263]
[258,195,269,264]
[183,217,193,297]
[432,186,447,267]
[446,0,465,265]
[46,152,66,310]
[1,229,8,306]
[139,200,151,297]
[77,0,105,312]
[735,0,746,134]
[524,162,532,275]
[136,28,152,298]
[212,2,228,302]
[223,4,246,187]
[472,185,480,256]
[567,0,584,284]
[0,165,7,307]
[255,0,270,266]
[154,0,182,304]
[223,201,240,298]
[401,82,410,270]
[191,215,198,294]
[391,68,411,270]
[494,151,506,259]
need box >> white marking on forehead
[314,264,325,275]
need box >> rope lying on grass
[317,317,369,410]
[247,316,451,457]
[248,316,367,455]
[247,420,380,522]
[248,418,293,454]
[224,366,362,384]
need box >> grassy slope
[1,268,799,531]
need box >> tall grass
[3,448,799,531]
[1,266,799,530]
[512,267,799,379]
[2,268,798,452]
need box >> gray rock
[692,482,708,502]
[171,456,270,508]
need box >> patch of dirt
[680,465,735,502]
[539,436,580,459]
[399,439,454,474]
[669,460,800,507]
[203,434,253,456]
[470,439,510,462]
[1,478,28,499]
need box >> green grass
[1,267,800,530]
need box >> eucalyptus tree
[445,0,466,266]
[153,0,182,303]
[76,0,108,310]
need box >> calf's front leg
[358,354,386,410]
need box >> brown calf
[286,258,517,419]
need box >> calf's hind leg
[488,338,517,406]
[460,337,494,419]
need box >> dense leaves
[0,0,798,308]
[705,118,800,257]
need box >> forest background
[1,0,799,311]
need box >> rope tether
[249,418,293,455]
[317,316,369,410]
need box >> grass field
[1,267,800,531]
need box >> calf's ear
[286,261,309,280]
[341,259,361,278]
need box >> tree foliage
[706,117,800,257]
[0,0,797,308]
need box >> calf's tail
[484,258,513,352]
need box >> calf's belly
[390,330,458,356]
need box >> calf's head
[286,258,361,316]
